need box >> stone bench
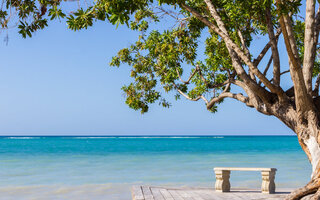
[214,167,277,194]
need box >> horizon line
[0,134,295,137]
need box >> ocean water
[0,136,311,199]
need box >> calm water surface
[0,136,311,199]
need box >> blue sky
[0,5,296,135]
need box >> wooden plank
[198,191,225,200]
[132,186,291,200]
[142,186,154,200]
[187,190,205,200]
[150,187,165,200]
[194,190,215,200]
[200,190,230,200]
[168,189,184,200]
[176,190,194,200]
[159,188,174,200]
[132,186,145,200]
[231,192,249,200]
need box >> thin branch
[205,79,254,110]
[237,30,250,58]
[196,65,210,86]
[223,82,231,93]
[209,79,232,89]
[180,2,277,109]
[202,0,283,96]
[253,29,281,67]
[265,70,290,84]
[313,75,320,97]
[258,56,273,86]
[280,70,290,76]
[206,92,250,110]
[164,66,209,103]
[238,29,256,81]
[172,82,208,104]
[156,6,188,22]
[175,68,197,84]
[265,6,281,86]
[175,65,212,88]
[314,6,320,45]
[263,56,273,76]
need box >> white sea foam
[4,137,40,139]
[1,136,225,139]
[71,137,109,139]
[71,136,224,139]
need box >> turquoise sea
[0,136,311,199]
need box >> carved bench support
[214,170,230,192]
[214,167,277,194]
[261,169,276,194]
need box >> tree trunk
[285,127,320,200]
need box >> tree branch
[202,0,284,97]
[280,14,302,71]
[265,6,281,86]
[258,56,273,86]
[264,56,273,76]
[180,2,279,109]
[196,65,210,86]
[253,29,281,67]
[277,1,313,116]
[206,92,250,110]
[303,0,317,95]
[179,3,249,84]
[172,82,208,104]
[175,65,214,88]
[237,30,250,58]
[280,70,290,76]
[231,79,271,115]
[313,75,320,97]
[206,80,271,116]
[264,70,290,85]
[175,68,197,84]
[238,29,256,81]
[314,6,320,47]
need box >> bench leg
[215,170,230,192]
[261,170,276,194]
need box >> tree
[1,0,320,199]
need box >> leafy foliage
[1,0,309,113]
[1,0,66,37]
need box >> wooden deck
[131,186,292,200]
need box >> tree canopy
[1,0,312,114]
